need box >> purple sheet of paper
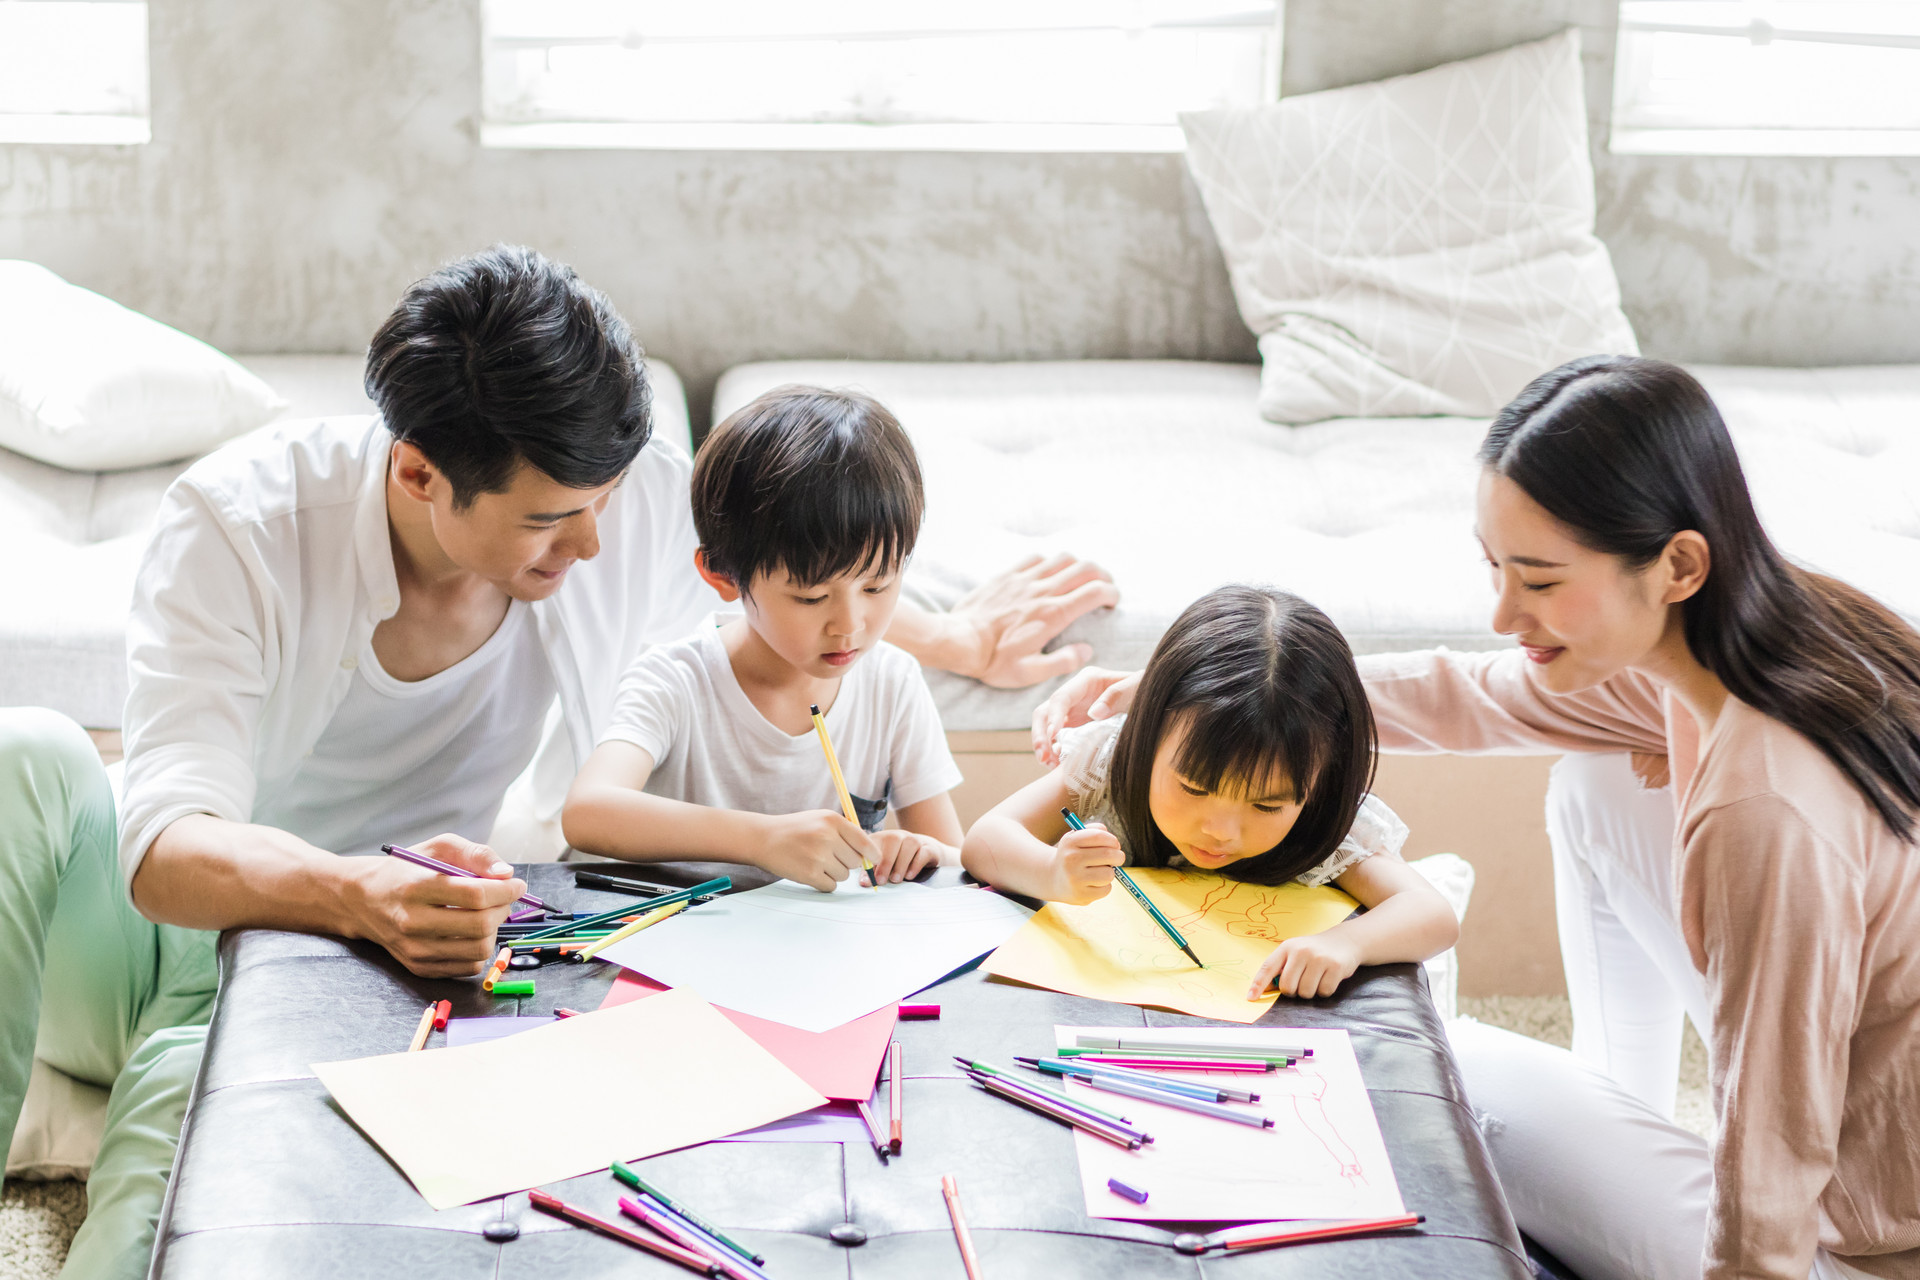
[444,1016,556,1048]
[715,1102,870,1144]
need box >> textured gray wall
[2,0,1917,431]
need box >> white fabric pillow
[1180,30,1638,425]
[0,261,287,470]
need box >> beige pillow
[1180,30,1637,424]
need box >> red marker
[431,999,452,1031]
[899,1003,940,1019]
[554,1008,583,1019]
[1215,1213,1425,1252]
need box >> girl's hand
[1250,932,1364,999]
[865,830,951,885]
[1052,823,1123,904]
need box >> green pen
[1062,808,1203,967]
[514,876,730,942]
[610,1162,764,1267]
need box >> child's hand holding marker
[1051,820,1124,905]
[763,810,881,892]
[1249,931,1365,1000]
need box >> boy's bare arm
[561,741,879,891]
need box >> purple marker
[1108,1177,1149,1204]
[380,843,552,914]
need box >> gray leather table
[151,863,1532,1278]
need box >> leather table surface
[151,863,1529,1278]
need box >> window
[481,1,1281,152]
[1611,1,1920,155]
[0,1,149,144]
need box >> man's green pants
[0,708,216,1279]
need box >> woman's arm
[960,768,1122,903]
[1246,855,1460,1000]
[561,741,881,892]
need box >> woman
[1032,356,1920,1280]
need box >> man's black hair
[364,245,651,507]
[692,385,924,592]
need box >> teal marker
[1063,808,1203,968]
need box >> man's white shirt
[117,415,720,889]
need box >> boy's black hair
[692,384,924,591]
[364,245,651,508]
[1107,585,1377,885]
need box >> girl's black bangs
[1166,699,1321,802]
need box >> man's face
[396,445,622,601]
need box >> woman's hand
[1051,822,1123,904]
[1030,666,1142,765]
[1249,931,1365,1000]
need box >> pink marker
[899,1003,941,1019]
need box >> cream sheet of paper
[312,989,825,1209]
[1057,1025,1405,1222]
[983,870,1357,1022]
[596,878,1032,1033]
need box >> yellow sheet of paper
[313,988,826,1209]
[983,868,1358,1022]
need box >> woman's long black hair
[1484,355,1920,840]
[1107,585,1377,884]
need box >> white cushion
[1179,30,1638,424]
[712,359,1920,731]
[0,261,288,470]
[4,1058,108,1181]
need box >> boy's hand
[1249,932,1363,1000]
[1051,822,1123,904]
[766,810,880,892]
[865,829,952,885]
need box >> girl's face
[1477,469,1677,695]
[1147,716,1305,870]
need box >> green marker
[513,876,730,943]
[1062,809,1203,967]
[489,978,535,997]
[611,1162,764,1267]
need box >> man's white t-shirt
[599,625,962,828]
[252,600,556,856]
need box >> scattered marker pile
[530,1161,770,1279]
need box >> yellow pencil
[810,702,878,891]
[406,1002,435,1052]
[576,898,689,960]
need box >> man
[0,245,1116,1277]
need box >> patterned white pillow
[1180,30,1637,425]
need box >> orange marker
[941,1175,984,1280]
[481,945,512,991]
[406,1003,435,1052]
[887,1040,904,1153]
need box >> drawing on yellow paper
[982,867,1358,1022]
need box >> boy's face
[708,557,906,680]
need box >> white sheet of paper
[597,879,1033,1033]
[313,989,826,1209]
[1057,1025,1406,1223]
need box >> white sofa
[714,359,1920,731]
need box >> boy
[562,385,964,890]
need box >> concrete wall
[2,0,1917,432]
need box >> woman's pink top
[1361,648,1920,1279]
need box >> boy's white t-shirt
[599,625,963,827]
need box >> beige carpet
[0,996,1709,1280]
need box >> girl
[962,584,1459,1000]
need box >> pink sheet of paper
[600,972,895,1102]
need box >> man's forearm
[131,813,366,936]
[884,600,972,673]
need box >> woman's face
[1146,716,1305,870]
[1476,469,1676,694]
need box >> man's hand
[1249,932,1364,1000]
[765,810,880,892]
[346,833,523,978]
[942,553,1120,688]
[866,829,952,885]
[1051,822,1123,905]
[1030,666,1142,765]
